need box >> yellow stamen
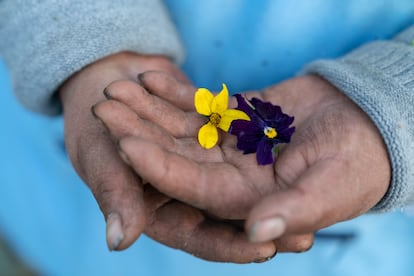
[209,113,221,127]
[264,127,278,139]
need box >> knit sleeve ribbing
[303,26,414,212]
[0,0,184,115]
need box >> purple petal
[256,139,275,165]
[230,119,256,135]
[276,126,296,143]
[275,113,295,128]
[235,94,254,116]
[232,96,295,159]
[250,98,281,121]
[234,94,262,123]
[251,97,294,126]
[230,120,263,154]
[237,136,261,154]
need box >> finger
[276,233,314,253]
[138,71,239,110]
[93,100,225,164]
[224,219,315,253]
[138,71,196,111]
[72,129,146,251]
[246,158,370,242]
[118,137,257,219]
[103,80,204,137]
[143,188,276,263]
[93,100,175,148]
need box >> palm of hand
[246,75,390,234]
[95,79,278,219]
[96,71,390,240]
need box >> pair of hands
[59,52,391,263]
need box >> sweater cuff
[303,33,414,212]
[0,0,184,115]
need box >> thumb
[67,123,146,251]
[138,71,196,111]
[98,162,146,251]
[246,159,371,242]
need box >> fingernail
[106,212,124,251]
[91,106,111,133]
[91,105,98,118]
[254,249,278,263]
[103,88,112,99]
[249,217,286,243]
[137,73,145,83]
[117,148,131,166]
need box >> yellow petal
[195,88,214,116]
[219,109,250,132]
[211,83,229,114]
[198,123,219,149]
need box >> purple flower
[229,94,295,165]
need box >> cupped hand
[59,52,185,250]
[246,75,390,242]
[94,71,391,246]
[60,53,276,263]
[94,72,280,219]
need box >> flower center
[209,113,221,127]
[264,126,278,139]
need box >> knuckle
[91,170,141,214]
[106,79,139,91]
[105,80,146,101]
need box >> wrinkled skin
[60,52,298,263]
[94,71,390,248]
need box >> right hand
[93,71,316,257]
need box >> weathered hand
[93,72,312,253]
[95,71,389,251]
[245,75,391,242]
[61,53,277,263]
[59,52,186,250]
[94,73,281,219]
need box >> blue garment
[165,0,414,92]
[1,0,414,275]
[165,0,414,212]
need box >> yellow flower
[195,84,250,149]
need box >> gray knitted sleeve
[303,26,414,212]
[0,0,184,115]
